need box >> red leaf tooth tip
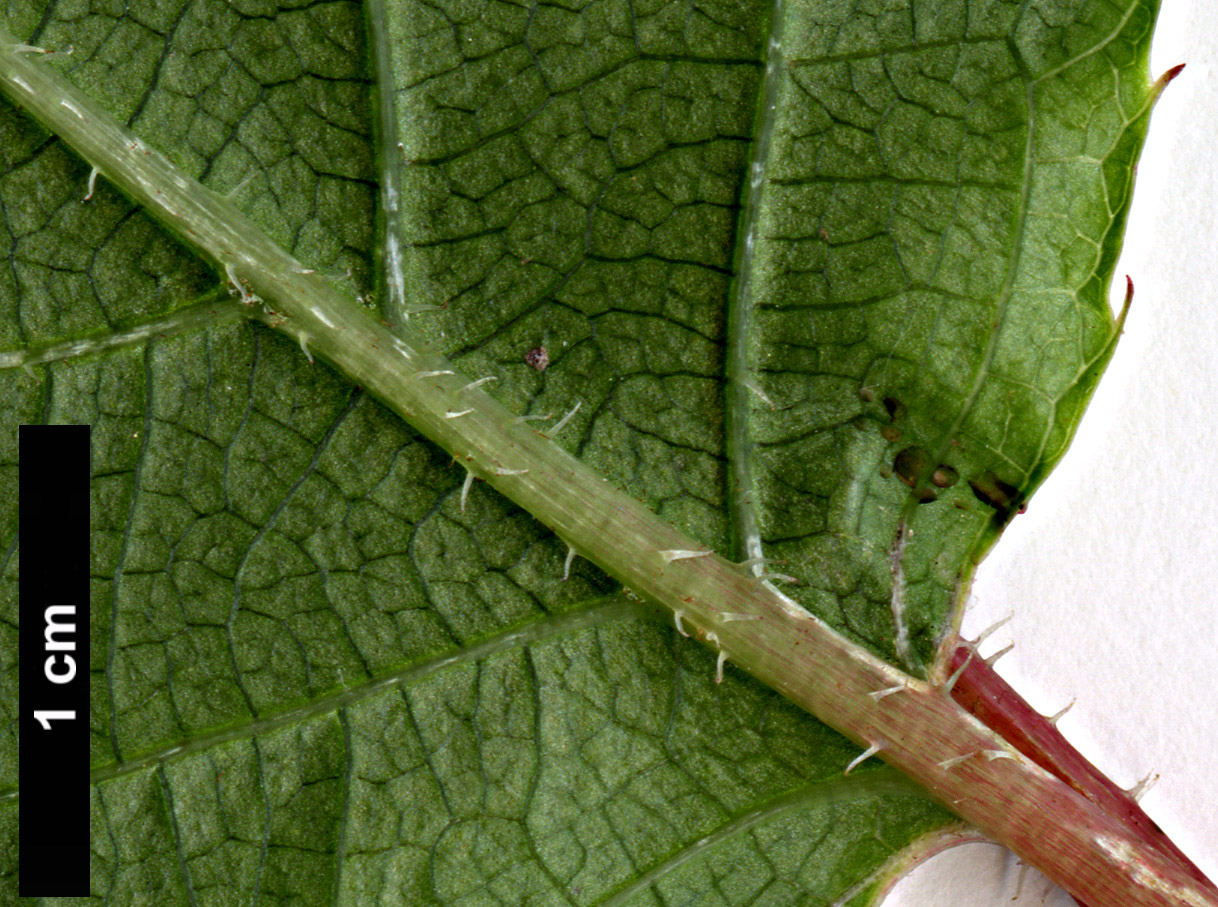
[1161,63,1187,85]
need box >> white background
[888,1,1218,904]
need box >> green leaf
[0,0,1167,903]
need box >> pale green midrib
[596,768,923,907]
[56,596,649,793]
[724,0,784,567]
[0,291,243,368]
[362,0,408,326]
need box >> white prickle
[717,612,759,623]
[1047,699,1075,726]
[546,400,582,438]
[495,467,529,476]
[460,470,474,512]
[984,642,1014,667]
[445,409,473,419]
[984,750,1018,763]
[714,650,728,684]
[941,650,974,695]
[845,742,883,775]
[869,684,906,702]
[938,752,976,771]
[225,263,254,304]
[660,549,712,563]
[1129,772,1159,803]
[673,610,690,637]
[416,369,454,378]
[563,546,575,581]
[84,167,99,201]
[973,612,1013,647]
[299,335,313,365]
[461,376,498,392]
[757,572,798,584]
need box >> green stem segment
[2,37,1213,907]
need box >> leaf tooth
[299,335,313,365]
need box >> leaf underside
[0,0,1158,904]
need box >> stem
[2,37,1214,907]
[948,641,1218,903]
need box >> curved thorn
[460,470,474,512]
[942,650,974,695]
[461,376,498,392]
[1047,699,1075,726]
[938,752,977,771]
[972,612,1013,648]
[673,610,690,638]
[845,742,883,775]
[869,684,906,703]
[714,649,728,684]
[1129,772,1159,803]
[984,642,1014,667]
[545,400,582,438]
[563,545,576,581]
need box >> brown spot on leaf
[968,471,1023,518]
[893,446,932,487]
[525,347,550,371]
[881,425,902,442]
[859,387,876,403]
[932,466,959,488]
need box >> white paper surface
[887,1,1218,903]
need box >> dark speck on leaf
[968,471,1025,520]
[526,347,549,371]
[883,397,905,421]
